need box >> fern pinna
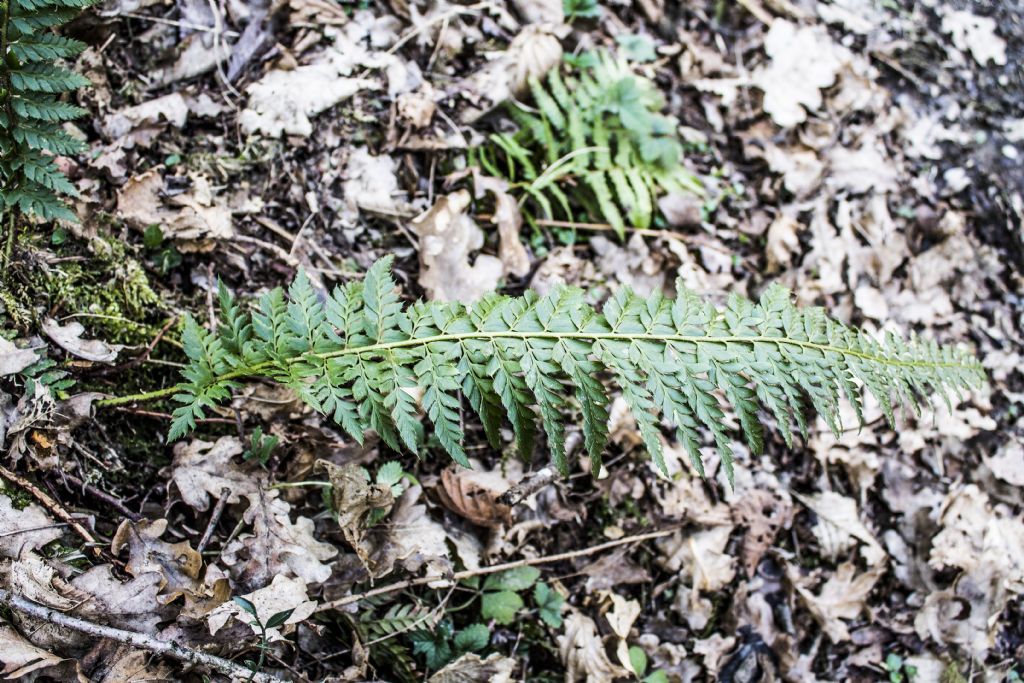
[168,257,984,485]
[479,51,702,238]
[0,0,90,223]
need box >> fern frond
[166,260,986,486]
[490,51,702,237]
[2,0,92,222]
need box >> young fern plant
[0,0,91,224]
[166,257,984,485]
[477,51,701,238]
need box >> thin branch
[0,464,111,564]
[316,524,682,613]
[0,588,281,683]
[197,486,231,553]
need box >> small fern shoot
[166,258,984,485]
[479,51,701,237]
[1,0,91,223]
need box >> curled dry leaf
[558,610,628,683]
[170,436,261,511]
[428,652,517,683]
[0,338,38,377]
[0,497,63,559]
[436,462,513,528]
[221,487,338,588]
[41,318,121,363]
[915,568,1008,658]
[789,561,885,642]
[316,459,394,565]
[604,593,641,674]
[410,190,504,302]
[473,173,531,278]
[581,549,652,593]
[208,574,317,639]
[111,518,203,604]
[341,146,410,220]
[794,491,886,566]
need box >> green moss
[0,482,36,510]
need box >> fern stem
[309,332,981,371]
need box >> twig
[0,464,110,564]
[109,406,236,425]
[735,0,774,24]
[89,316,176,377]
[57,473,142,522]
[316,524,681,613]
[197,487,231,553]
[498,467,556,506]
[0,588,281,683]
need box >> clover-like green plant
[477,51,701,237]
[1,0,91,227]
[152,256,984,485]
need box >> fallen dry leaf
[99,93,188,148]
[170,436,261,511]
[436,462,513,528]
[317,459,394,565]
[473,173,530,278]
[790,561,885,642]
[221,487,338,588]
[41,318,120,363]
[111,518,203,604]
[754,21,843,127]
[0,497,63,559]
[371,485,452,580]
[765,211,802,273]
[657,525,736,591]
[0,625,82,681]
[794,491,886,566]
[558,610,628,683]
[208,574,316,639]
[428,652,517,683]
[733,488,793,576]
[117,170,234,247]
[410,190,505,302]
[941,8,1007,66]
[0,338,38,377]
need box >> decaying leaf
[789,561,885,642]
[0,338,38,377]
[733,489,793,576]
[317,459,394,564]
[221,487,338,588]
[0,497,63,559]
[794,491,886,566]
[941,9,1007,66]
[428,652,517,683]
[41,319,121,363]
[111,518,203,604]
[436,463,513,528]
[410,190,504,302]
[207,574,317,639]
[558,610,628,683]
[170,436,261,511]
[341,147,410,220]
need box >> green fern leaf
[165,259,986,487]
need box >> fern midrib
[312,331,981,371]
[95,329,981,409]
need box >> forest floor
[1,0,1023,681]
